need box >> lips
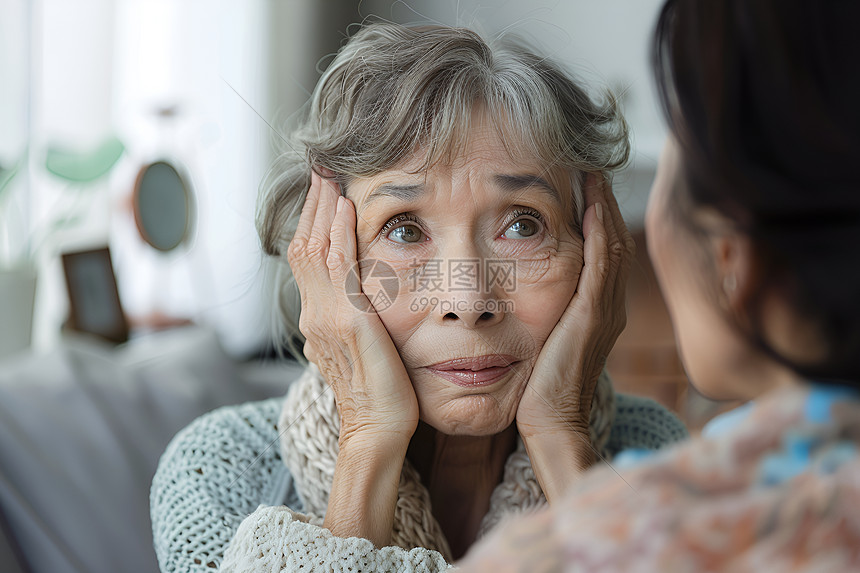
[426,354,518,387]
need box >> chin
[418,394,517,437]
[677,344,732,401]
[684,361,739,402]
[428,421,512,437]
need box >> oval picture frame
[132,160,194,252]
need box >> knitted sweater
[151,367,687,572]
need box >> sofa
[0,326,304,573]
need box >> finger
[580,172,604,223]
[599,175,623,232]
[293,172,321,245]
[289,173,322,295]
[579,174,612,291]
[569,198,610,319]
[596,180,634,339]
[307,172,340,261]
[601,177,633,266]
[610,246,633,337]
[595,175,620,244]
[594,176,629,295]
[327,195,358,280]
[599,178,635,306]
[582,174,620,285]
[611,237,634,320]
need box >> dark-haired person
[458,0,860,570]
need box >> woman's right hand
[287,171,417,546]
[288,170,419,448]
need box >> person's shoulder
[152,395,290,507]
[151,396,292,572]
[161,396,286,460]
[607,393,689,456]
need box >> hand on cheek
[514,173,635,503]
[287,171,419,547]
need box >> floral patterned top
[458,383,860,572]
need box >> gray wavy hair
[258,22,630,358]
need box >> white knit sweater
[151,365,689,572]
[222,363,612,571]
[222,506,451,572]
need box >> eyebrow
[492,174,560,204]
[364,183,425,207]
[361,174,560,208]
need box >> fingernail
[595,202,604,223]
[336,195,344,214]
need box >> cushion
[0,326,300,573]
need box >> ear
[710,226,830,368]
[708,230,759,315]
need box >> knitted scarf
[278,363,616,562]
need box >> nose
[439,298,504,328]
[430,258,507,329]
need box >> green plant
[0,136,124,264]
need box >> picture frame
[62,247,129,344]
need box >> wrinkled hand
[288,171,419,449]
[515,174,634,492]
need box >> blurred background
[0,0,736,427]
[0,2,733,571]
[0,0,670,355]
[0,0,727,427]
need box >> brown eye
[503,218,538,239]
[389,224,424,243]
[381,213,426,244]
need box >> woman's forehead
[348,161,577,224]
[390,119,567,182]
[345,113,581,216]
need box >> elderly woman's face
[344,111,584,436]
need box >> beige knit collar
[278,363,615,562]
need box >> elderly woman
[458,0,860,570]
[151,22,688,571]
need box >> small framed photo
[62,247,129,344]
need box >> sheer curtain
[24,0,356,356]
[21,0,665,356]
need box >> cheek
[509,237,583,347]
[646,225,729,398]
[359,260,426,348]
[669,287,733,400]
[648,219,688,334]
[510,283,574,349]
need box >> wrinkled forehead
[346,157,582,228]
[346,112,584,223]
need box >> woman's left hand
[515,174,634,502]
